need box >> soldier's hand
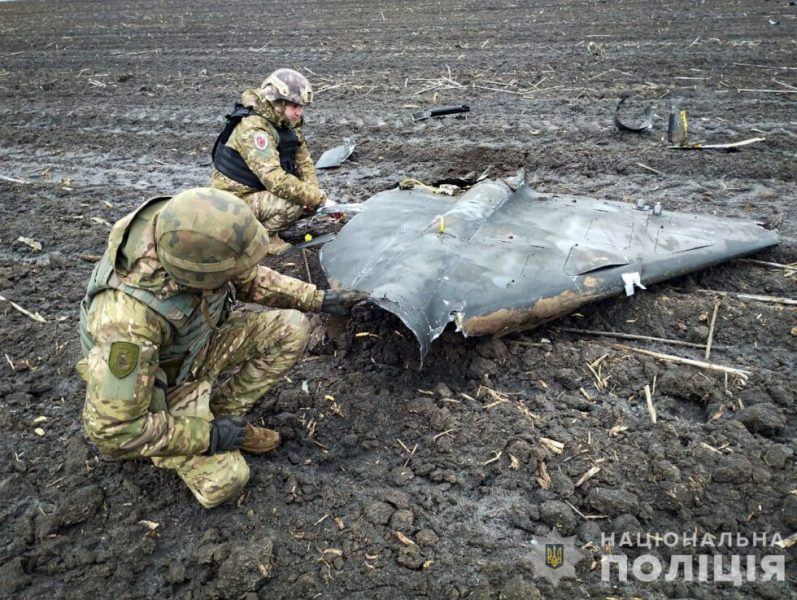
[320,288,369,315]
[304,189,328,213]
[206,416,247,454]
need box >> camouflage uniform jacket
[210,88,323,208]
[78,197,323,459]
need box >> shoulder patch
[108,341,139,379]
[253,133,269,151]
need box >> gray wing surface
[320,178,778,363]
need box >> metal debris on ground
[315,138,356,169]
[285,232,337,254]
[412,104,470,122]
[667,102,765,149]
[613,95,654,133]
[667,102,689,145]
[320,172,778,363]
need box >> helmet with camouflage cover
[261,68,313,106]
[155,188,270,289]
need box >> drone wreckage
[317,172,778,363]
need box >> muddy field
[1,0,795,598]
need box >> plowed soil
[0,1,795,598]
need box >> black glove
[206,416,247,455]
[320,289,369,315]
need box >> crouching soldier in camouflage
[76,188,367,508]
[211,68,328,254]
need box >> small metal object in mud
[614,95,654,133]
[668,103,689,146]
[412,104,470,122]
[315,138,356,169]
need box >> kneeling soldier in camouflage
[76,188,366,508]
[210,68,327,254]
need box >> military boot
[266,233,292,255]
[240,424,281,454]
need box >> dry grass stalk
[575,465,601,487]
[396,532,416,546]
[737,258,797,270]
[566,499,588,519]
[515,401,541,422]
[540,437,564,454]
[586,359,608,391]
[0,294,46,323]
[482,450,502,466]
[302,248,312,283]
[644,384,657,424]
[635,162,665,176]
[0,175,30,184]
[559,326,710,349]
[613,344,751,380]
[433,429,455,442]
[565,499,608,520]
[737,88,797,94]
[704,298,721,360]
[536,460,551,489]
[404,444,417,468]
[477,385,513,408]
[609,419,628,437]
[701,442,720,453]
[697,289,797,306]
[773,532,797,549]
[17,236,42,251]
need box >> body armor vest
[212,103,299,189]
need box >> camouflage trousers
[243,190,306,233]
[153,308,310,509]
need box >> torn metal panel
[320,177,778,363]
[614,95,654,133]
[668,103,689,145]
[315,138,356,169]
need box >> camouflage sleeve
[82,290,211,459]
[234,265,324,312]
[235,123,324,209]
[294,129,319,188]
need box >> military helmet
[261,68,313,106]
[155,188,270,289]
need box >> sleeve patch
[108,341,140,379]
[253,133,269,151]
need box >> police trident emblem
[545,543,564,569]
[529,529,583,586]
